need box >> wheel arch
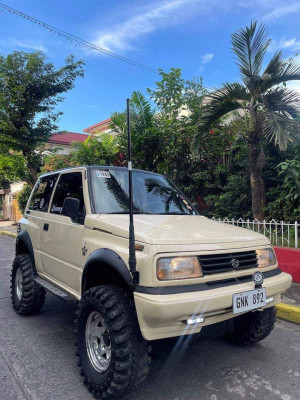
[81,248,133,294]
[15,231,36,273]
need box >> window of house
[50,172,85,224]
[28,174,59,212]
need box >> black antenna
[127,98,139,285]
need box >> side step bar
[34,276,77,302]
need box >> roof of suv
[39,165,162,179]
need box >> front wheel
[75,285,151,399]
[11,254,46,315]
[225,306,277,346]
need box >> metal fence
[212,218,299,249]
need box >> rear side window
[29,174,59,212]
[50,172,85,223]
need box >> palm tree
[111,91,159,171]
[111,91,154,137]
[194,22,300,220]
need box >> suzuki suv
[11,166,292,399]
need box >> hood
[92,214,268,246]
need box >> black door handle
[43,223,49,231]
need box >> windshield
[90,168,194,215]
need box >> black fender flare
[15,230,36,272]
[82,248,133,293]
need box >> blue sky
[0,0,300,133]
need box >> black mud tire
[75,285,151,400]
[225,307,277,346]
[11,254,46,315]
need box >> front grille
[198,250,258,275]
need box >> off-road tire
[11,254,46,315]
[226,307,277,346]
[75,285,151,400]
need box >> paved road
[0,235,299,400]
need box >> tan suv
[11,166,292,399]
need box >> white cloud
[13,40,47,52]
[269,37,300,53]
[91,1,300,55]
[287,80,300,93]
[0,38,48,53]
[200,53,214,64]
[93,0,204,52]
[280,38,300,50]
[263,4,300,20]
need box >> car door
[24,173,60,273]
[39,170,87,295]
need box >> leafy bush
[17,184,32,214]
[41,153,73,173]
[41,135,119,174]
[265,158,300,221]
[72,134,119,166]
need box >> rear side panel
[19,212,43,272]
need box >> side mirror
[62,197,80,220]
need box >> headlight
[256,248,277,268]
[157,257,203,280]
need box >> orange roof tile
[83,118,112,133]
[49,132,88,145]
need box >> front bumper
[134,271,292,340]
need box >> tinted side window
[29,174,59,212]
[50,172,85,223]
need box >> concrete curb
[0,231,17,238]
[276,303,300,324]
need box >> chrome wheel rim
[15,268,23,301]
[85,311,111,373]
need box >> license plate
[233,288,266,314]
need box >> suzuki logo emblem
[231,258,239,269]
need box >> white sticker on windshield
[96,170,111,178]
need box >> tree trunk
[22,150,38,187]
[248,135,266,221]
[27,163,38,187]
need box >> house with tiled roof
[46,131,89,154]
[83,118,117,137]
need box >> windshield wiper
[156,212,189,215]
[106,211,151,214]
[106,211,129,214]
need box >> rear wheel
[225,307,277,346]
[11,254,46,315]
[75,285,151,399]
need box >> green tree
[111,91,160,171]
[204,129,252,219]
[147,69,228,204]
[0,51,84,186]
[264,134,300,221]
[0,146,27,185]
[71,134,119,166]
[41,134,119,173]
[41,152,73,173]
[194,22,300,220]
[111,71,232,207]
[17,184,32,214]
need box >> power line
[0,3,159,74]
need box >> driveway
[0,235,299,400]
